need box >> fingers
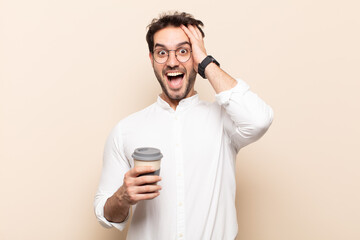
[124,168,161,189]
[131,192,161,202]
[188,25,201,39]
[181,24,202,40]
[128,166,156,177]
[126,183,162,196]
[134,175,162,185]
[136,184,162,194]
[180,24,194,40]
[122,168,162,205]
[194,26,203,39]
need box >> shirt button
[178,202,183,206]
[176,143,179,147]
[175,116,178,120]
[177,172,182,177]
[179,233,183,237]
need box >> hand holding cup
[120,166,162,205]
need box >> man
[94,12,273,240]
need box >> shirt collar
[156,93,200,112]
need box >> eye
[157,50,167,56]
[178,48,188,55]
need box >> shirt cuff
[94,195,130,231]
[215,78,250,106]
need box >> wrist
[198,55,220,79]
[197,54,207,65]
[116,186,130,207]
[194,54,207,72]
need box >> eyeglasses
[152,47,192,64]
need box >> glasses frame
[152,47,193,64]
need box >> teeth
[167,72,183,77]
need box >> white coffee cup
[132,147,163,176]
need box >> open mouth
[166,72,185,89]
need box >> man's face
[150,26,197,101]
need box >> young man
[94,12,273,239]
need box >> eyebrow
[154,41,191,49]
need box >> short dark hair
[146,11,205,53]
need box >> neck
[160,89,196,110]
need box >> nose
[166,50,179,67]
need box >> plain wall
[1,0,359,239]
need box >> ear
[149,52,154,67]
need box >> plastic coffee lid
[132,147,163,161]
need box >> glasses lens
[176,48,191,62]
[154,49,168,63]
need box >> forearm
[204,63,237,94]
[104,186,130,223]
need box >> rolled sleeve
[215,78,250,105]
[94,195,131,230]
[215,78,274,152]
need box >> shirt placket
[173,112,185,240]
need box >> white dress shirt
[94,78,273,240]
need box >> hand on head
[180,24,207,72]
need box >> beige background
[1,0,359,239]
